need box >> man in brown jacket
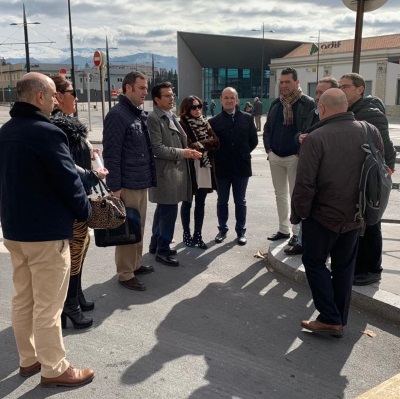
[291,89,382,337]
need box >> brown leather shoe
[134,265,155,275]
[301,319,343,338]
[119,276,146,291]
[20,361,41,377]
[41,365,94,387]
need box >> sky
[0,0,398,61]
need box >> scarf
[184,115,211,168]
[279,87,303,126]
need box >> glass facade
[204,67,270,100]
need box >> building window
[365,81,372,97]
[203,67,271,102]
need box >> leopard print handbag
[88,180,126,229]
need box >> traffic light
[7,85,11,92]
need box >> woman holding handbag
[178,95,219,248]
[50,75,108,329]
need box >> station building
[177,32,400,115]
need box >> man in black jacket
[209,87,258,245]
[263,67,315,245]
[103,72,157,290]
[291,89,383,336]
[0,72,94,387]
[339,73,396,286]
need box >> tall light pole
[97,37,117,110]
[67,0,78,116]
[342,0,388,73]
[310,30,321,83]
[252,24,275,98]
[10,4,41,72]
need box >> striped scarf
[185,115,212,168]
[280,87,303,126]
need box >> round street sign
[93,50,103,68]
[342,0,388,12]
[59,68,67,74]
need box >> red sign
[59,68,67,74]
[111,90,117,97]
[93,50,102,68]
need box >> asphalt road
[1,138,400,398]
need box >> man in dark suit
[209,87,258,245]
[147,82,201,266]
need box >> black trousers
[355,222,383,274]
[180,188,208,232]
[302,217,360,326]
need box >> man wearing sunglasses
[339,73,396,286]
[209,87,258,246]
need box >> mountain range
[3,50,177,71]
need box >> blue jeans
[302,217,359,326]
[150,204,178,255]
[216,176,249,236]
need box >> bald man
[291,89,383,337]
[0,72,94,387]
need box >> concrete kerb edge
[265,243,400,325]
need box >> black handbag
[94,207,142,247]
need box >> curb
[266,242,400,324]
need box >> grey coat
[148,105,192,204]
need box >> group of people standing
[264,67,395,337]
[0,63,394,390]
[103,72,258,291]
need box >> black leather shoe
[215,232,227,243]
[119,277,146,291]
[284,244,303,255]
[267,231,290,241]
[353,272,382,286]
[149,246,177,255]
[135,265,155,275]
[155,254,179,267]
[288,235,298,246]
[237,235,247,246]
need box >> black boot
[62,275,93,330]
[192,231,207,249]
[78,267,94,311]
[183,230,194,247]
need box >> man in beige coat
[147,82,201,266]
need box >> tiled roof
[284,34,400,58]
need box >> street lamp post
[67,0,78,116]
[252,24,275,98]
[97,37,117,110]
[10,4,41,73]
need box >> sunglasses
[191,104,203,110]
[61,89,77,98]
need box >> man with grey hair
[0,72,94,387]
[291,88,383,337]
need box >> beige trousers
[4,239,71,378]
[115,188,148,281]
[268,152,300,236]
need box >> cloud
[0,0,398,60]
